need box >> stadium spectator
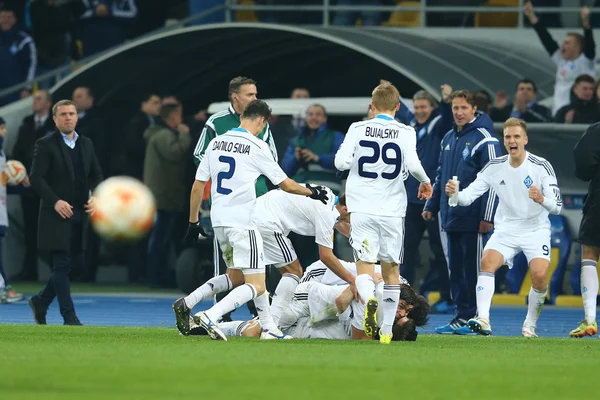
[124,92,161,181]
[332,0,383,26]
[290,87,310,132]
[0,116,25,304]
[524,2,596,116]
[282,104,344,194]
[472,90,492,115]
[72,87,109,174]
[28,99,103,325]
[490,79,553,123]
[423,89,502,335]
[11,90,54,282]
[571,121,600,338]
[78,0,137,57]
[397,86,453,313]
[555,74,600,124]
[0,7,37,106]
[30,0,84,86]
[143,102,191,288]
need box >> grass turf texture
[1,325,596,399]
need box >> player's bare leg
[570,244,600,337]
[468,249,504,336]
[379,261,400,344]
[270,260,302,325]
[173,268,244,335]
[522,258,549,338]
[243,273,291,339]
[356,260,377,337]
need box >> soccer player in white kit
[445,118,562,337]
[174,100,329,340]
[334,83,432,344]
[252,187,355,325]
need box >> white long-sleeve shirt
[334,114,429,217]
[457,152,562,233]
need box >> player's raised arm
[334,124,359,171]
[422,137,447,218]
[451,172,491,207]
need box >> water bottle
[448,176,459,207]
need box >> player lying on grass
[187,279,429,341]
[445,118,562,337]
[179,186,352,332]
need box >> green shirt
[193,104,277,197]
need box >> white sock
[380,284,401,336]
[254,290,279,332]
[355,274,375,303]
[270,273,300,325]
[524,286,547,327]
[475,272,495,321]
[581,259,598,324]
[205,283,257,323]
[184,275,232,309]
[218,320,251,337]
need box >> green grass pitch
[0,325,596,399]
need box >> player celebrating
[176,100,328,341]
[334,82,432,344]
[445,118,562,337]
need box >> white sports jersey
[551,50,595,115]
[305,259,409,286]
[457,152,562,233]
[334,114,429,217]
[253,185,339,248]
[195,128,288,229]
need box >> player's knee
[480,251,503,273]
[242,319,262,337]
[582,244,600,261]
[279,260,302,277]
[226,269,245,287]
[249,281,266,296]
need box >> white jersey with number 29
[195,127,288,229]
[334,114,430,217]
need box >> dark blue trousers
[147,210,180,287]
[447,231,490,320]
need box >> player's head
[0,116,6,138]
[450,90,477,130]
[240,99,272,135]
[333,193,350,237]
[412,90,438,124]
[562,33,583,60]
[229,76,258,114]
[371,83,400,115]
[503,117,528,159]
[407,295,430,328]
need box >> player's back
[205,129,267,228]
[344,115,415,216]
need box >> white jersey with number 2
[334,114,430,217]
[195,127,288,229]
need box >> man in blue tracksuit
[423,89,502,335]
[396,86,454,313]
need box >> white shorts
[213,227,265,275]
[261,231,298,268]
[484,228,551,266]
[279,282,312,331]
[349,213,405,264]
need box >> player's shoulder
[207,109,231,123]
[480,154,508,174]
[526,152,556,176]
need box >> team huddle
[172,79,564,342]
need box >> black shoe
[172,297,191,335]
[64,316,82,326]
[28,295,47,325]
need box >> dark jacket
[574,122,600,216]
[0,26,36,96]
[143,121,191,212]
[124,111,154,180]
[76,107,110,175]
[555,91,600,124]
[424,111,502,232]
[397,102,453,205]
[490,102,553,123]
[12,113,55,197]
[30,132,103,251]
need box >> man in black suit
[27,99,103,325]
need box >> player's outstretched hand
[306,183,329,204]
[444,179,458,196]
[418,182,433,200]
[184,221,207,245]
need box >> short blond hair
[372,83,399,112]
[503,117,527,134]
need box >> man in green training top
[192,76,278,319]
